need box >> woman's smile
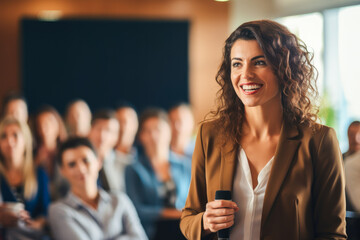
[240,82,264,95]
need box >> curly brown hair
[210,19,319,145]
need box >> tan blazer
[180,120,347,240]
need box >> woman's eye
[255,60,266,66]
[68,162,76,168]
[0,133,6,139]
[232,62,241,68]
[83,157,90,164]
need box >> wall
[229,0,360,30]
[0,0,229,124]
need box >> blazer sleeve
[180,123,216,240]
[312,127,347,239]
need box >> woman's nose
[241,64,255,80]
[7,137,16,147]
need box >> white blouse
[230,148,274,240]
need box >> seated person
[33,105,68,200]
[65,99,92,137]
[115,103,139,163]
[344,150,360,212]
[48,137,147,240]
[0,117,50,239]
[1,92,28,123]
[168,103,196,159]
[88,109,124,193]
[343,121,360,160]
[125,108,191,240]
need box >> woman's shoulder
[197,118,224,138]
[298,122,338,144]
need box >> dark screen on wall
[21,18,189,114]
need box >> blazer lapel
[261,122,301,228]
[219,138,238,192]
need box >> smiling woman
[180,19,346,240]
[230,39,280,108]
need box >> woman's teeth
[241,84,262,92]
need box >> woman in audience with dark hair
[33,105,68,200]
[0,117,50,239]
[125,108,191,240]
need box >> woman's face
[230,39,280,108]
[0,124,26,165]
[37,112,60,143]
[139,117,171,152]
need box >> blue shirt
[0,167,50,218]
[125,151,191,238]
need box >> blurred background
[0,0,359,152]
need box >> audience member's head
[65,99,92,137]
[115,103,138,154]
[34,105,68,148]
[88,109,119,160]
[0,117,37,199]
[138,108,171,157]
[1,92,28,123]
[168,103,194,155]
[58,137,100,191]
[347,121,360,155]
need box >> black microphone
[215,190,232,240]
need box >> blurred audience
[168,103,195,159]
[343,121,360,160]
[33,105,68,200]
[65,99,92,138]
[88,110,121,192]
[125,108,190,240]
[1,92,28,123]
[0,117,49,239]
[49,137,147,240]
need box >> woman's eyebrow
[231,55,265,61]
[251,55,265,61]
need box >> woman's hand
[203,200,239,233]
[24,216,46,230]
[0,205,30,227]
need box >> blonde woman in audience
[33,105,68,200]
[0,117,50,239]
[65,99,92,137]
[49,137,147,240]
[125,108,190,240]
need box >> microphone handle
[215,190,232,240]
